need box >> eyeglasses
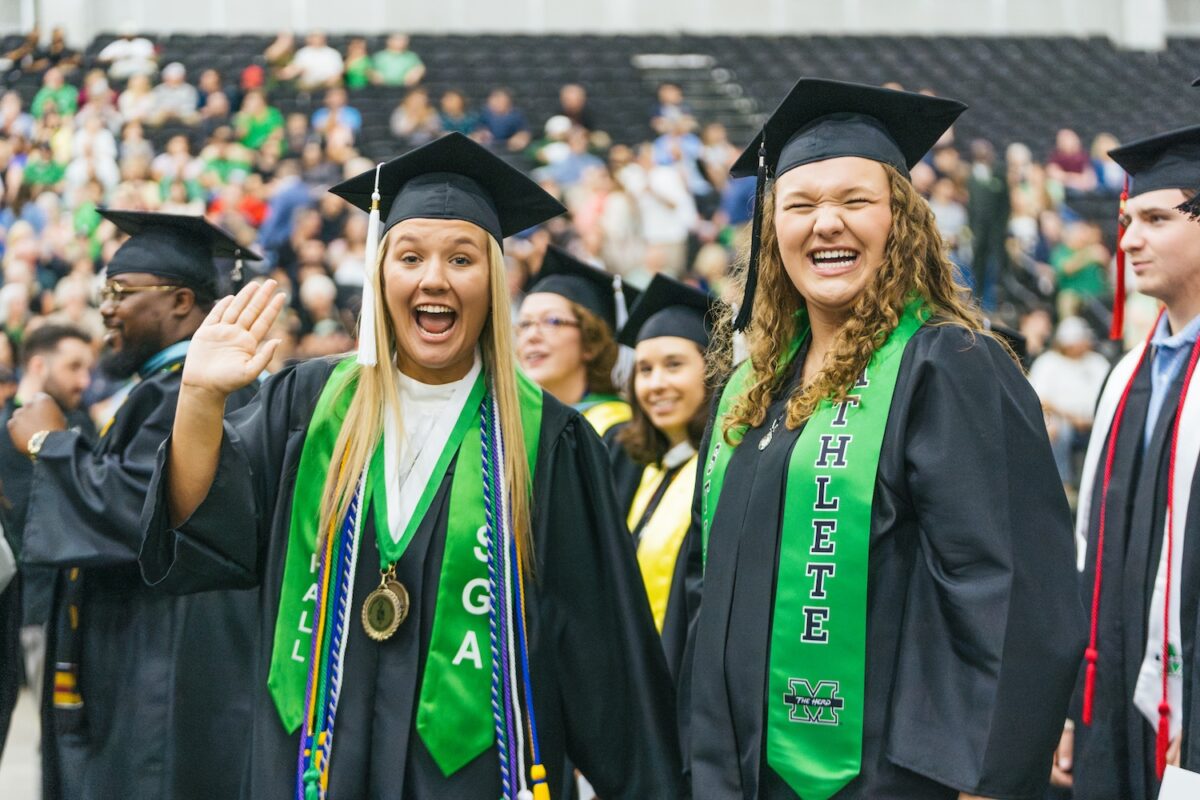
[100,281,184,305]
[515,315,581,335]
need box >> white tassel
[356,163,385,367]
[611,274,628,330]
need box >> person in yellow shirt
[609,274,717,672]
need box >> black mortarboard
[1107,125,1200,199]
[1192,76,1200,87]
[1105,124,1200,339]
[329,132,565,246]
[729,78,966,330]
[100,209,262,295]
[524,246,640,332]
[618,274,718,349]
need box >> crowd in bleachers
[0,25,1184,496]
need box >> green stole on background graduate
[701,302,925,800]
[266,358,542,778]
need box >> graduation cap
[100,209,262,296]
[524,246,639,333]
[728,78,967,330]
[1193,75,1200,87]
[329,132,566,365]
[618,274,719,350]
[1105,125,1200,338]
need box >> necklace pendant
[362,565,410,642]
[758,430,773,450]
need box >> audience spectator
[234,90,285,149]
[343,38,372,90]
[620,143,697,280]
[929,177,969,265]
[650,82,694,135]
[1051,220,1109,320]
[557,84,597,132]
[149,63,200,126]
[118,121,154,163]
[698,122,738,193]
[1046,127,1098,194]
[117,73,155,123]
[966,138,1009,309]
[478,88,531,152]
[32,68,78,119]
[544,127,603,189]
[95,23,158,80]
[438,90,479,136]
[311,87,362,142]
[263,31,296,83]
[280,32,344,91]
[1090,132,1126,193]
[390,88,442,147]
[1029,316,1111,492]
[371,34,425,87]
[0,93,35,140]
[30,27,81,74]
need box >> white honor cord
[494,397,530,793]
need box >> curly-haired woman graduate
[138,133,682,800]
[676,79,1084,800]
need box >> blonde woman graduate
[137,133,683,800]
[677,80,1084,800]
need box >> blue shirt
[1144,311,1200,449]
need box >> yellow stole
[627,453,697,631]
[581,400,632,436]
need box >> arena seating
[5,33,1195,161]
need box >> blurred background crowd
[0,23,1193,501]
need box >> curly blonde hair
[709,164,990,442]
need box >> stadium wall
[15,0,1188,49]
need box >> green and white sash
[701,302,925,799]
[267,358,542,776]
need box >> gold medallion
[362,566,410,641]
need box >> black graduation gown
[0,401,96,629]
[138,356,684,800]
[676,324,1086,800]
[606,426,692,681]
[0,400,93,761]
[1073,355,1200,800]
[21,362,259,800]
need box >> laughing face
[772,156,893,322]
[382,218,492,384]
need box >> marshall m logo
[783,678,845,725]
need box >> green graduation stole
[701,303,925,800]
[267,358,542,777]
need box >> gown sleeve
[884,328,1086,797]
[22,378,176,568]
[534,411,685,799]
[138,360,319,594]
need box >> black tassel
[733,138,768,332]
[1176,190,1200,222]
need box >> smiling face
[381,218,492,384]
[515,292,587,400]
[773,156,893,324]
[1121,188,1200,316]
[633,336,706,446]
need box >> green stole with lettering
[266,357,542,776]
[701,302,925,799]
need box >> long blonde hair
[709,164,990,440]
[317,231,535,569]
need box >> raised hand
[182,279,286,398]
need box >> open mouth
[413,304,458,339]
[520,347,549,368]
[809,248,861,274]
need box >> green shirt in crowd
[235,106,285,149]
[31,85,78,118]
[1051,243,1108,300]
[371,49,423,86]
